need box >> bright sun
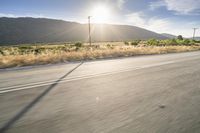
[89,4,111,23]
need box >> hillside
[191,37,200,40]
[0,17,168,45]
[161,33,177,39]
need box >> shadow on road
[0,62,84,133]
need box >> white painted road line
[0,60,176,94]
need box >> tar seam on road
[0,62,84,133]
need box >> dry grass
[1,43,200,69]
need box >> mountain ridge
[0,17,168,45]
[161,33,177,39]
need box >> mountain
[161,33,177,39]
[190,37,200,40]
[0,17,168,45]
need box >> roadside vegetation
[1,38,200,68]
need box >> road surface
[0,51,200,133]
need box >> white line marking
[1,53,200,94]
[0,61,175,94]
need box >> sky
[0,0,200,37]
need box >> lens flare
[89,4,111,23]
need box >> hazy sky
[0,0,200,37]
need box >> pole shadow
[0,62,83,133]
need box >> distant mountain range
[191,37,200,40]
[0,17,169,45]
[161,33,177,39]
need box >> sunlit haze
[0,0,200,37]
[89,4,111,23]
[1,1,200,132]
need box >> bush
[0,49,4,56]
[33,48,46,55]
[157,40,167,46]
[124,41,129,45]
[75,42,82,47]
[147,39,159,46]
[131,40,140,46]
[18,45,33,50]
[194,40,200,43]
[107,44,111,47]
[183,39,191,45]
[152,39,195,46]
[107,44,112,47]
[182,39,196,46]
[176,39,185,45]
[168,39,178,45]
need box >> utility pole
[193,28,198,40]
[88,16,92,46]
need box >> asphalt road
[0,51,200,133]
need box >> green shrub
[194,40,200,43]
[168,39,178,45]
[176,39,189,45]
[176,39,182,45]
[182,39,191,45]
[18,45,33,50]
[131,40,140,46]
[124,41,129,45]
[147,39,159,46]
[158,39,178,46]
[107,44,111,47]
[75,42,82,47]
[33,48,46,55]
[155,39,195,46]
[0,49,4,56]
[158,40,167,46]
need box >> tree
[177,35,183,40]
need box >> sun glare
[89,4,111,23]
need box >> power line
[192,28,198,40]
[88,16,92,46]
